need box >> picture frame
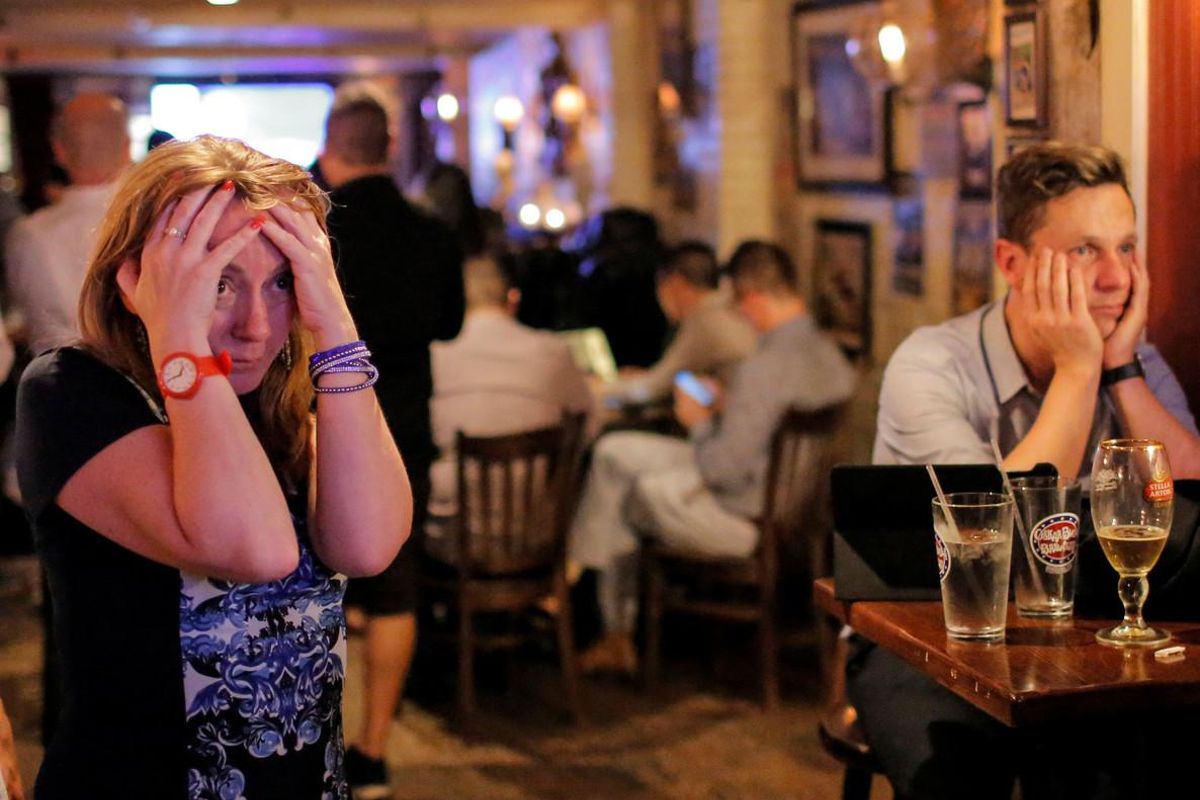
[1004,10,1048,128]
[957,100,992,199]
[892,197,924,297]
[792,1,890,188]
[952,201,994,315]
[814,218,873,358]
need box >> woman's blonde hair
[78,135,329,489]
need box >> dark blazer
[327,174,464,467]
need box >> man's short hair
[324,85,391,166]
[997,142,1130,247]
[658,241,720,289]
[463,254,516,308]
[725,240,799,297]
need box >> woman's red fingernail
[251,214,266,230]
[221,179,234,192]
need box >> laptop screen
[557,328,618,383]
[831,463,1056,601]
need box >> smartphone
[674,370,715,407]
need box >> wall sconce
[550,83,587,126]
[845,1,935,97]
[493,95,524,150]
[435,93,459,122]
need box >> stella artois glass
[1090,439,1174,647]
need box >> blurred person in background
[0,693,22,800]
[416,161,485,258]
[569,241,856,673]
[319,83,464,799]
[6,93,130,356]
[427,253,594,530]
[602,241,756,410]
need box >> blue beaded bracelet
[310,340,379,394]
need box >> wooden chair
[641,404,847,710]
[421,415,586,724]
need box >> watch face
[161,355,198,394]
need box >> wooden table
[813,577,1200,726]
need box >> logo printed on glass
[1030,512,1078,573]
[1144,479,1174,503]
[935,532,951,582]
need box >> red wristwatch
[157,351,233,399]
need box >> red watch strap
[201,351,234,377]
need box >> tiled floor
[1,554,892,799]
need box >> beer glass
[1090,439,1174,647]
[1010,476,1081,619]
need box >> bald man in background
[6,93,129,355]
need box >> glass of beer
[1090,439,1174,647]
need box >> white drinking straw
[926,464,961,540]
[989,436,1045,597]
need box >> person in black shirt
[15,135,410,798]
[318,84,464,797]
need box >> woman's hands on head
[116,181,263,358]
[259,203,358,349]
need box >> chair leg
[642,549,663,692]
[457,596,475,723]
[760,597,780,712]
[553,572,584,724]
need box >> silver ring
[166,226,185,239]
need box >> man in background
[6,93,129,355]
[427,253,593,529]
[320,84,464,800]
[602,241,756,409]
[569,241,857,673]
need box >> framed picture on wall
[892,197,924,297]
[952,201,994,315]
[792,1,889,187]
[1004,9,1047,128]
[814,219,873,358]
[957,100,992,198]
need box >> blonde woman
[15,136,410,799]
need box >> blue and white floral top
[16,347,349,799]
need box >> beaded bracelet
[309,340,379,394]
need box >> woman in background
[15,136,409,799]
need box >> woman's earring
[279,337,293,370]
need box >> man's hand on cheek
[1102,254,1148,368]
[1022,248,1104,374]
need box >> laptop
[831,462,1056,601]
[557,327,618,384]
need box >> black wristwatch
[1101,356,1145,387]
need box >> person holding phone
[568,240,856,674]
[601,242,755,409]
[673,370,715,407]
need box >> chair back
[453,413,585,577]
[758,404,848,577]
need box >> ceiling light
[207,0,240,6]
[518,203,541,228]
[436,94,460,122]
